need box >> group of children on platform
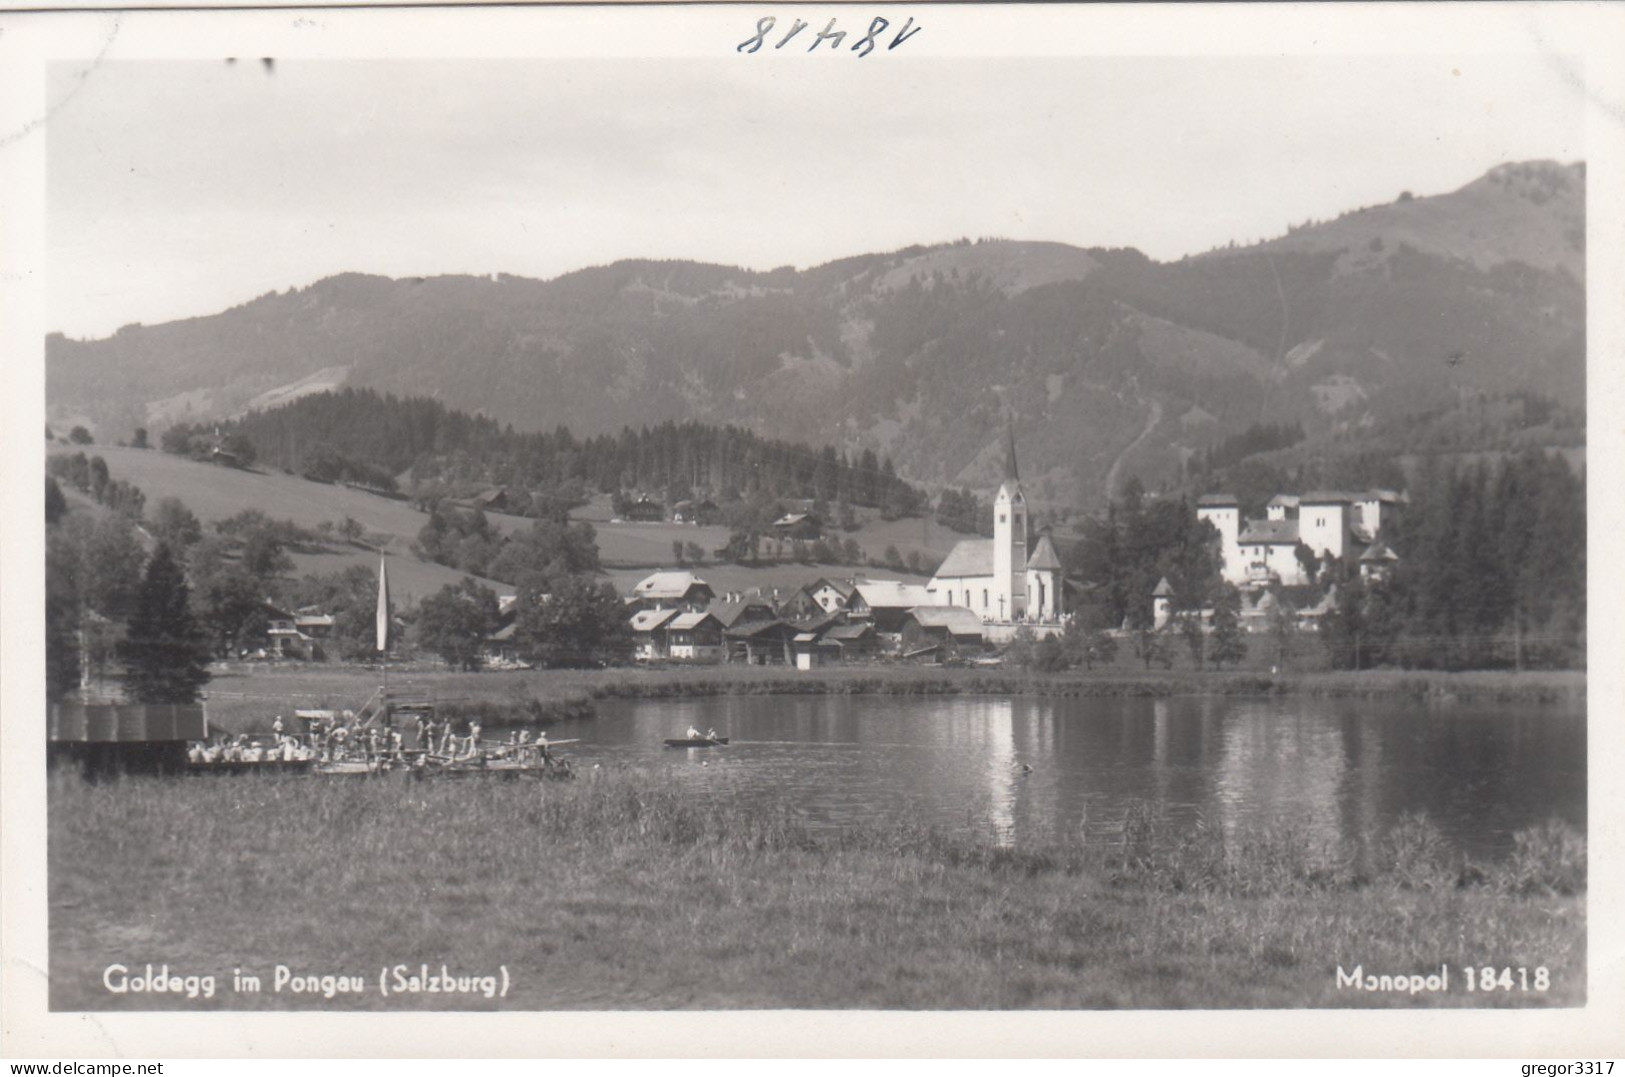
[187,712,555,766]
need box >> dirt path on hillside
[1103,398,1162,501]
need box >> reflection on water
[549,693,1584,862]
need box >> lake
[548,693,1585,862]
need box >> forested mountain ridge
[168,388,927,518]
[48,161,1584,508]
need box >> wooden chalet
[671,498,721,525]
[725,619,798,665]
[899,606,987,654]
[630,608,680,661]
[847,580,933,635]
[821,621,877,659]
[666,611,725,662]
[628,571,716,613]
[623,496,666,522]
[771,511,823,541]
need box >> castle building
[926,426,1062,623]
[1202,488,1403,588]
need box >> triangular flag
[376,555,391,653]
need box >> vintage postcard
[2,0,1622,1059]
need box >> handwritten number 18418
[738,16,922,57]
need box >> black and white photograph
[2,0,1622,1058]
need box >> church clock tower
[992,422,1028,622]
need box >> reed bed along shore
[199,663,1585,733]
[49,769,1584,1011]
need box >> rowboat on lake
[663,736,729,748]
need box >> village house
[671,498,721,525]
[725,619,798,665]
[779,577,857,621]
[264,604,335,660]
[622,495,666,522]
[627,570,716,613]
[473,487,511,513]
[771,511,822,542]
[666,611,725,662]
[924,426,1062,626]
[846,580,933,635]
[791,632,843,670]
[898,606,987,657]
[821,621,877,660]
[630,607,680,662]
[481,593,530,668]
[483,621,520,666]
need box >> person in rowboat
[686,725,701,740]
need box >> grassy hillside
[47,445,514,602]
[48,444,939,601]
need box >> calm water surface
[548,694,1584,861]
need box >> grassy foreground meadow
[50,770,1584,1010]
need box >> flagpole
[376,550,392,710]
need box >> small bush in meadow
[1499,818,1586,896]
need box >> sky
[46,52,1586,339]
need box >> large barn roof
[905,606,987,638]
[633,571,712,600]
[852,581,933,610]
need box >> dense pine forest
[163,389,926,518]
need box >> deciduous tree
[416,577,500,671]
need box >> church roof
[1026,533,1063,571]
[1003,420,1021,484]
[933,539,995,579]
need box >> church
[925,427,1063,624]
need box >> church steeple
[1002,415,1021,485]
[993,418,1028,622]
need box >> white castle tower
[992,422,1028,622]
